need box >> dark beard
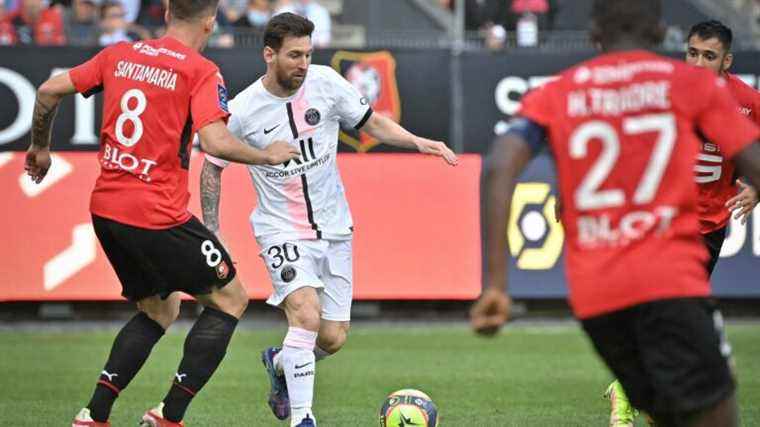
[276,67,305,91]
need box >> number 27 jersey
[69,37,230,229]
[519,50,759,319]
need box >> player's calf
[316,320,350,357]
[159,279,247,423]
[84,309,167,422]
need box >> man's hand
[265,141,301,165]
[415,138,458,166]
[470,287,511,337]
[24,146,51,184]
[726,179,759,225]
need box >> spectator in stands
[98,0,135,44]
[4,0,66,45]
[510,0,555,31]
[64,0,98,45]
[0,2,16,44]
[462,0,505,31]
[134,0,164,32]
[234,0,269,28]
[219,0,245,26]
[4,0,20,14]
[274,0,329,46]
[301,0,330,46]
[120,0,138,22]
[272,0,294,14]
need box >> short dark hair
[264,12,314,51]
[168,0,219,22]
[591,0,663,47]
[688,20,733,51]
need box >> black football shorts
[703,227,727,277]
[92,214,236,301]
[581,297,734,419]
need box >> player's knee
[318,323,350,353]
[290,304,322,331]
[284,289,322,330]
[138,300,179,330]
[218,280,249,318]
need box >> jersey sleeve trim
[354,107,373,130]
[205,153,230,169]
[81,84,104,98]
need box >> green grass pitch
[1,323,758,426]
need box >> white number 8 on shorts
[201,240,222,267]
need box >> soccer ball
[378,389,438,427]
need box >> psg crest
[330,51,401,152]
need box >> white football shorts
[258,238,353,322]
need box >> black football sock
[87,312,165,422]
[161,307,238,422]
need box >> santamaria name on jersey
[114,61,178,91]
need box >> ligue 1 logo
[508,182,564,270]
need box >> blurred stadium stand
[4,0,760,49]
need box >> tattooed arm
[200,158,225,235]
[25,72,77,183]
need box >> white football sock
[281,327,318,427]
[273,349,284,375]
[275,343,331,375]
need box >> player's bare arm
[734,143,760,202]
[470,132,532,337]
[361,112,458,165]
[200,159,224,235]
[726,179,759,224]
[198,120,300,165]
[26,72,77,183]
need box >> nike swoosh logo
[264,124,281,135]
[294,362,313,369]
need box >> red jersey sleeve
[517,81,556,127]
[697,75,760,159]
[190,65,230,134]
[752,88,760,126]
[69,47,108,97]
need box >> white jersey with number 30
[206,65,372,242]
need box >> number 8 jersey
[69,37,230,229]
[518,50,760,319]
